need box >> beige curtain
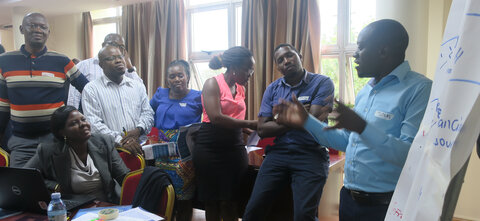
[122,0,187,96]
[242,0,321,120]
[82,12,94,59]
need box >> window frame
[91,7,122,33]
[186,0,242,90]
[321,0,374,104]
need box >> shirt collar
[101,74,133,87]
[20,44,47,58]
[93,56,100,65]
[368,61,411,87]
[280,69,308,88]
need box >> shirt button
[364,108,368,112]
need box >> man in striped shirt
[0,13,89,167]
[82,45,153,156]
[67,33,143,110]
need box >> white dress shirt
[68,56,143,109]
[82,75,154,144]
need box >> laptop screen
[0,167,94,214]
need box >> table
[1,201,114,221]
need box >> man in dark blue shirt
[243,44,334,221]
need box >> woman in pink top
[193,46,257,221]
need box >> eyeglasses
[103,55,125,61]
[26,23,49,31]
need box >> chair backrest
[0,148,9,167]
[117,148,145,171]
[158,184,175,221]
[120,169,175,221]
[120,169,143,205]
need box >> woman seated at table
[25,106,130,204]
[150,59,202,221]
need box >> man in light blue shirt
[273,19,432,221]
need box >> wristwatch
[127,66,136,73]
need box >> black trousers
[339,187,390,221]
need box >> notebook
[0,167,95,214]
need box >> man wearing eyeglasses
[67,33,142,110]
[0,13,89,167]
[81,45,153,156]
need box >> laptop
[0,167,95,214]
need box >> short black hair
[365,19,409,60]
[51,105,78,140]
[104,33,122,44]
[167,59,191,78]
[209,46,253,70]
[274,43,299,54]
[22,12,47,26]
[0,44,5,54]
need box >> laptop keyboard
[63,199,84,210]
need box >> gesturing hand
[325,99,366,134]
[273,94,309,130]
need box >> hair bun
[208,55,223,70]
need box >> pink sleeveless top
[202,74,246,122]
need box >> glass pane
[320,57,339,99]
[192,62,226,88]
[91,7,120,20]
[236,5,242,46]
[319,0,337,45]
[92,23,117,55]
[188,0,225,7]
[191,8,229,52]
[349,57,370,96]
[350,0,376,43]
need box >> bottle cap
[51,192,61,199]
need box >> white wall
[46,13,83,59]
[376,0,430,76]
[0,29,14,52]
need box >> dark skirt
[192,123,248,201]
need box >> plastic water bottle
[47,192,67,221]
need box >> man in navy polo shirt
[243,44,334,221]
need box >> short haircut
[51,105,78,140]
[274,43,299,54]
[22,13,47,26]
[167,60,191,78]
[97,45,118,63]
[365,19,409,60]
[209,46,253,70]
[104,33,122,43]
[0,44,5,54]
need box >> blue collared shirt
[304,61,432,192]
[259,70,334,146]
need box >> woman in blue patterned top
[150,60,202,221]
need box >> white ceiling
[0,0,151,27]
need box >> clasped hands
[272,94,366,134]
[120,128,143,156]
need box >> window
[91,7,122,55]
[186,0,242,90]
[320,0,375,104]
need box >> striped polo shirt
[0,45,89,138]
